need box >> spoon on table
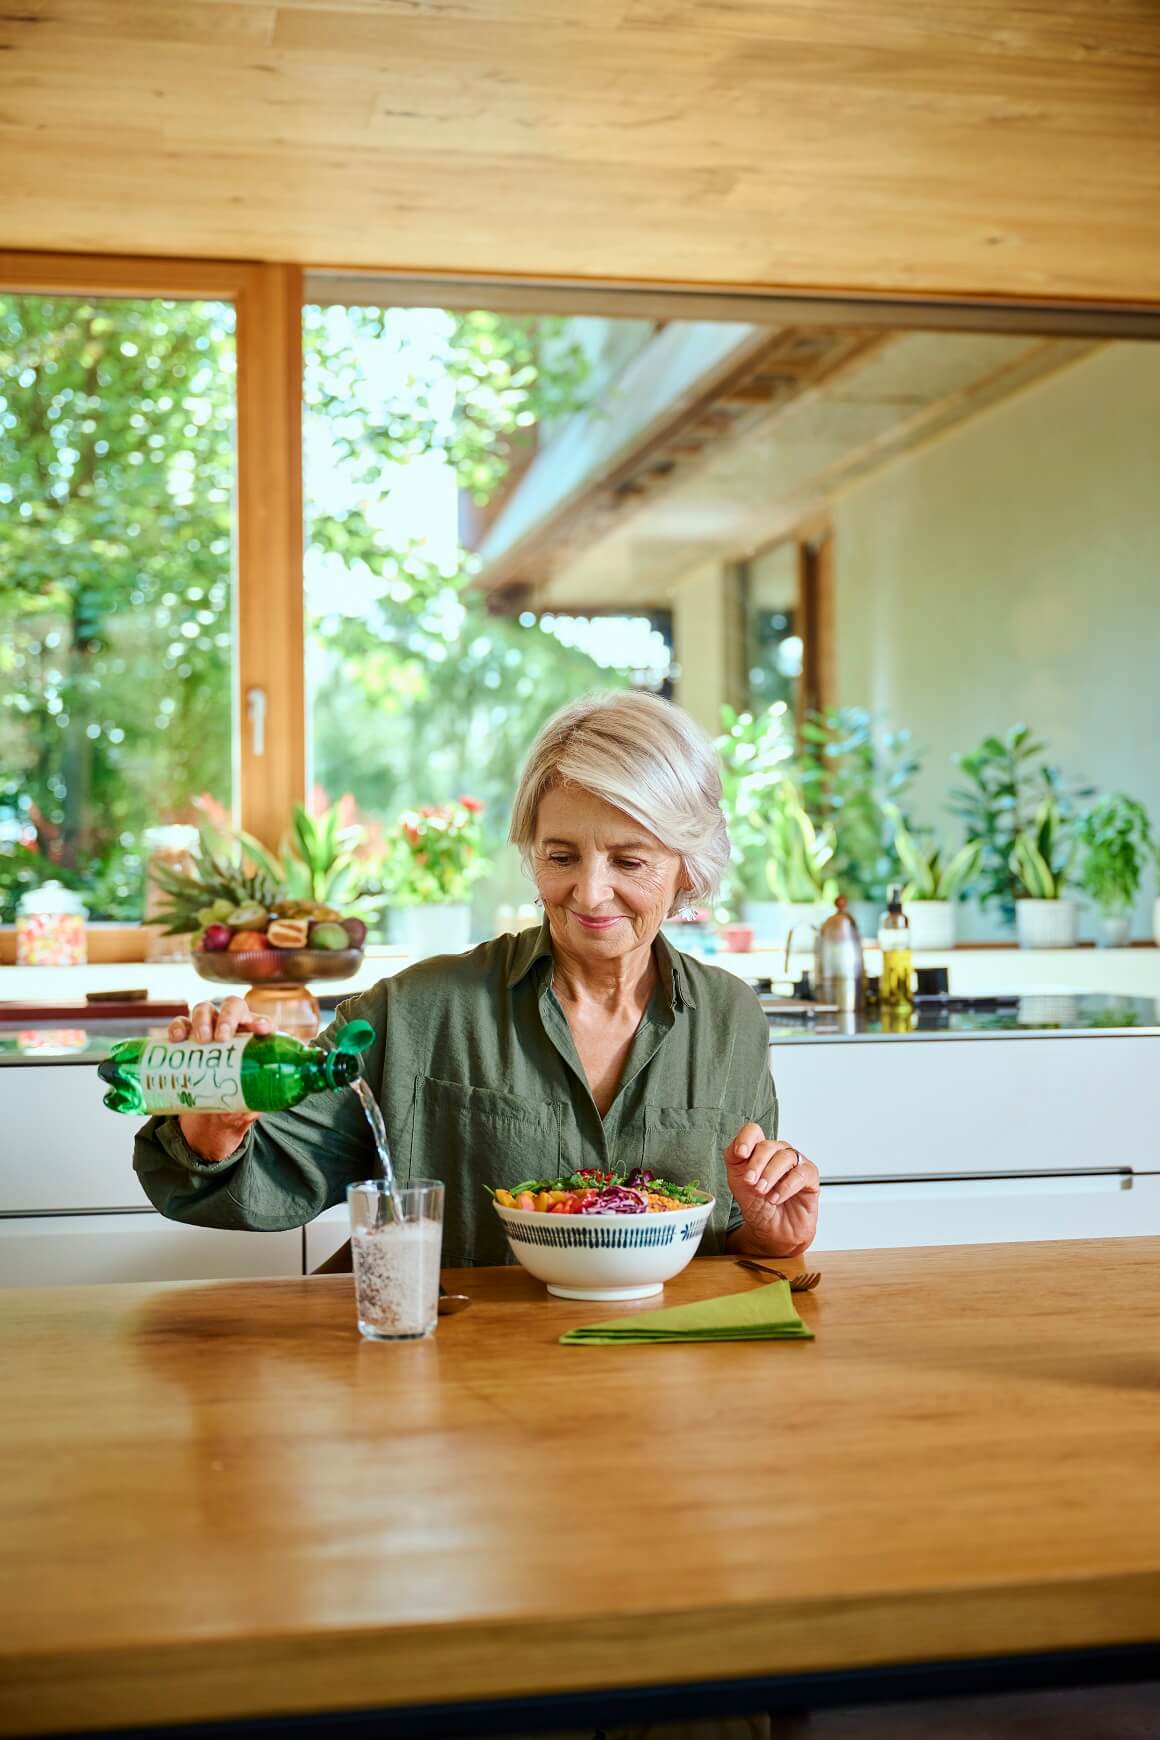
[438,1287,472,1315]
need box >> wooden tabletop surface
[1,1239,1159,1737]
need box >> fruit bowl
[493,1196,715,1301]
[192,947,365,986]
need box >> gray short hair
[509,691,730,910]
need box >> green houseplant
[796,707,920,909]
[754,788,840,951]
[238,802,391,917]
[764,793,840,906]
[1078,793,1152,946]
[950,724,1092,927]
[714,704,797,925]
[889,815,981,950]
[1009,797,1079,948]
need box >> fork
[736,1258,821,1293]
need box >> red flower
[459,795,484,814]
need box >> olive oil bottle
[878,886,913,1011]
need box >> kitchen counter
[3,993,1156,1068]
[2,940,1158,1010]
[764,992,1159,1042]
[1,1242,1157,1736]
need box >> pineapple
[150,835,279,937]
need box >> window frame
[0,250,305,858]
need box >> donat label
[139,1037,248,1113]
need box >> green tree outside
[1,294,648,921]
[0,295,236,918]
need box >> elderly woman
[134,692,819,1266]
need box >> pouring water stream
[349,1062,468,1312]
[349,1076,405,1224]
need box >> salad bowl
[492,1174,714,1300]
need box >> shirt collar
[506,918,696,1012]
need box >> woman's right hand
[170,997,271,1163]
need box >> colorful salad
[491,1169,710,1215]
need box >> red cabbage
[580,1186,648,1215]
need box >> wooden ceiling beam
[477,327,882,599]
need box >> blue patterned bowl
[494,1198,715,1301]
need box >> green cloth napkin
[560,1278,814,1344]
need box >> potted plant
[234,802,392,922]
[714,704,797,936]
[386,796,489,957]
[889,817,981,950]
[1078,794,1152,947]
[762,789,840,948]
[796,706,920,932]
[951,725,1092,929]
[1010,798,1079,948]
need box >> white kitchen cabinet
[2,1063,146,1211]
[811,1171,1160,1252]
[0,1212,303,1287]
[773,1033,1160,1182]
[4,1001,1159,1285]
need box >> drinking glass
[347,1179,445,1342]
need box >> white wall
[671,558,733,735]
[833,342,1160,940]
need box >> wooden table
[2,1241,1159,1738]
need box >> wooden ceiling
[1,2,1159,303]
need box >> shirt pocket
[408,1075,562,1266]
[409,1075,561,1179]
[642,1105,747,1252]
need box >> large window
[0,293,236,920]
[1,272,680,940]
[302,301,674,918]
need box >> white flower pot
[903,901,955,952]
[744,899,833,949]
[1153,896,1160,949]
[1094,911,1131,948]
[395,902,472,958]
[1015,899,1078,950]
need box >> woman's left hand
[725,1124,820,1256]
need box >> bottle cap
[323,1019,375,1088]
[820,895,861,942]
[18,881,87,917]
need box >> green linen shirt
[133,923,778,1268]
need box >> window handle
[246,686,267,758]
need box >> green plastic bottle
[98,1020,375,1116]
